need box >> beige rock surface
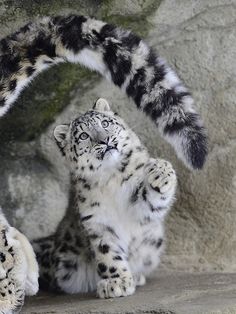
[148,0,236,272]
[23,271,236,314]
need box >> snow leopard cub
[33,98,177,298]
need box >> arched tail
[0,15,207,169]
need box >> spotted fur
[32,98,177,298]
[0,15,207,169]
[0,208,39,313]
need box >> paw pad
[97,276,135,298]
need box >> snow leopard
[0,13,207,306]
[0,14,207,169]
[32,98,177,298]
[0,208,39,313]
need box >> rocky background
[0,0,235,272]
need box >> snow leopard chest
[81,175,164,274]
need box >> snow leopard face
[54,98,140,173]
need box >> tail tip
[187,132,208,170]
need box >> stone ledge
[23,271,236,314]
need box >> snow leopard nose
[99,141,117,151]
[105,145,116,152]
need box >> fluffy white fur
[35,98,177,298]
[0,208,39,313]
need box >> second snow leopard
[33,98,177,298]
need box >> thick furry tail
[0,15,207,169]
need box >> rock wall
[0,0,235,271]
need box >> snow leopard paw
[145,158,177,196]
[97,275,135,298]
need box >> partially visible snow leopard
[0,208,39,313]
[33,98,177,298]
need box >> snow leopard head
[54,98,141,174]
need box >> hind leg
[32,235,98,293]
[32,235,58,290]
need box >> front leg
[88,228,135,298]
[144,158,177,216]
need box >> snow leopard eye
[79,132,89,140]
[101,120,109,128]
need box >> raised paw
[145,158,177,195]
[97,275,135,298]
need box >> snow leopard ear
[93,98,111,112]
[53,124,69,148]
